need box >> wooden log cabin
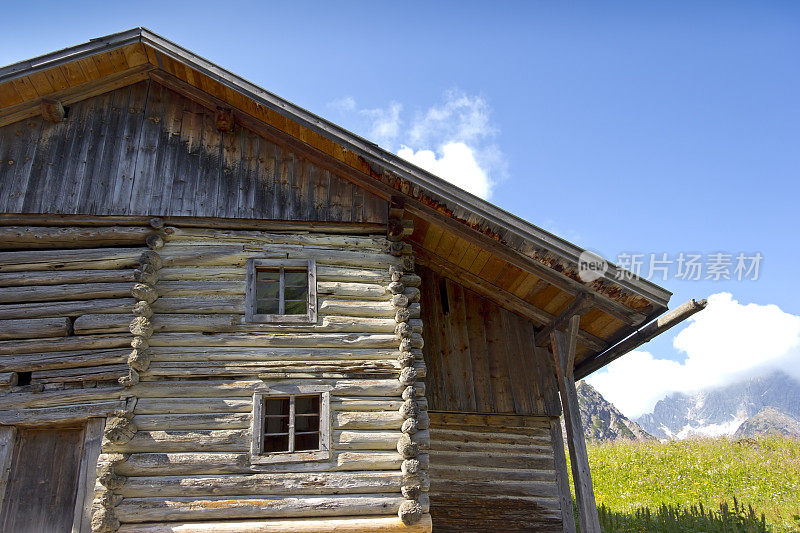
[0,29,703,532]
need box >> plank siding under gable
[0,81,386,225]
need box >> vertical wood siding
[0,81,386,224]
[418,265,561,416]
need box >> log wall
[0,222,431,532]
[0,80,387,225]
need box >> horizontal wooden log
[156,281,245,297]
[317,282,388,299]
[428,479,559,499]
[148,347,398,362]
[0,334,130,355]
[0,317,70,340]
[156,266,389,285]
[128,379,406,398]
[0,282,133,304]
[115,451,408,476]
[0,386,123,410]
[73,314,398,335]
[118,471,403,498]
[32,364,128,384]
[430,428,550,446]
[0,269,136,287]
[133,413,252,431]
[115,494,423,522]
[0,372,16,387]
[335,430,405,451]
[108,429,249,453]
[135,398,253,415]
[426,465,556,484]
[158,246,401,269]
[0,226,150,250]
[427,450,555,470]
[0,348,128,372]
[0,298,134,320]
[117,514,432,533]
[0,247,142,272]
[428,412,551,430]
[147,333,398,349]
[144,360,399,378]
[318,298,395,318]
[0,400,125,426]
[163,228,386,250]
[317,266,388,284]
[334,411,403,430]
[152,297,243,314]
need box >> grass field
[568,436,800,532]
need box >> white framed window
[251,383,331,464]
[245,258,317,324]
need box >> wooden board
[0,426,85,533]
[427,411,563,532]
[419,265,560,416]
[0,81,387,225]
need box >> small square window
[246,259,317,324]
[251,385,331,464]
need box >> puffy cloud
[587,292,800,418]
[397,142,492,200]
[326,90,504,200]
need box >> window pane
[295,432,319,451]
[295,415,319,432]
[284,285,307,301]
[284,270,308,286]
[256,271,280,299]
[284,300,307,315]
[295,395,319,415]
[264,416,289,434]
[257,299,280,314]
[263,434,289,453]
[264,397,290,416]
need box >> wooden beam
[215,107,235,132]
[535,293,592,347]
[0,426,15,513]
[574,298,707,379]
[415,247,608,352]
[551,316,600,533]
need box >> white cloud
[397,142,492,200]
[326,90,504,199]
[587,292,800,418]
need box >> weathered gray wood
[0,282,132,304]
[114,494,425,522]
[0,298,134,320]
[0,269,135,287]
[0,333,130,355]
[0,347,128,372]
[116,514,433,533]
[0,426,15,512]
[0,317,70,340]
[0,247,142,272]
[0,226,149,249]
[551,317,600,533]
[0,400,125,426]
[72,417,105,533]
[147,332,398,349]
[549,416,577,533]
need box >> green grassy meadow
[568,436,800,532]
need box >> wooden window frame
[251,383,331,465]
[245,258,317,324]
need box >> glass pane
[295,432,319,451]
[295,395,319,415]
[284,285,307,301]
[284,270,308,286]
[256,271,280,299]
[284,300,307,315]
[264,416,289,434]
[264,397,290,416]
[295,415,319,432]
[257,299,280,315]
[263,434,289,453]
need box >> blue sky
[2,1,798,418]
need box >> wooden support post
[550,315,601,533]
[72,417,105,533]
[0,426,16,511]
[548,415,577,533]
